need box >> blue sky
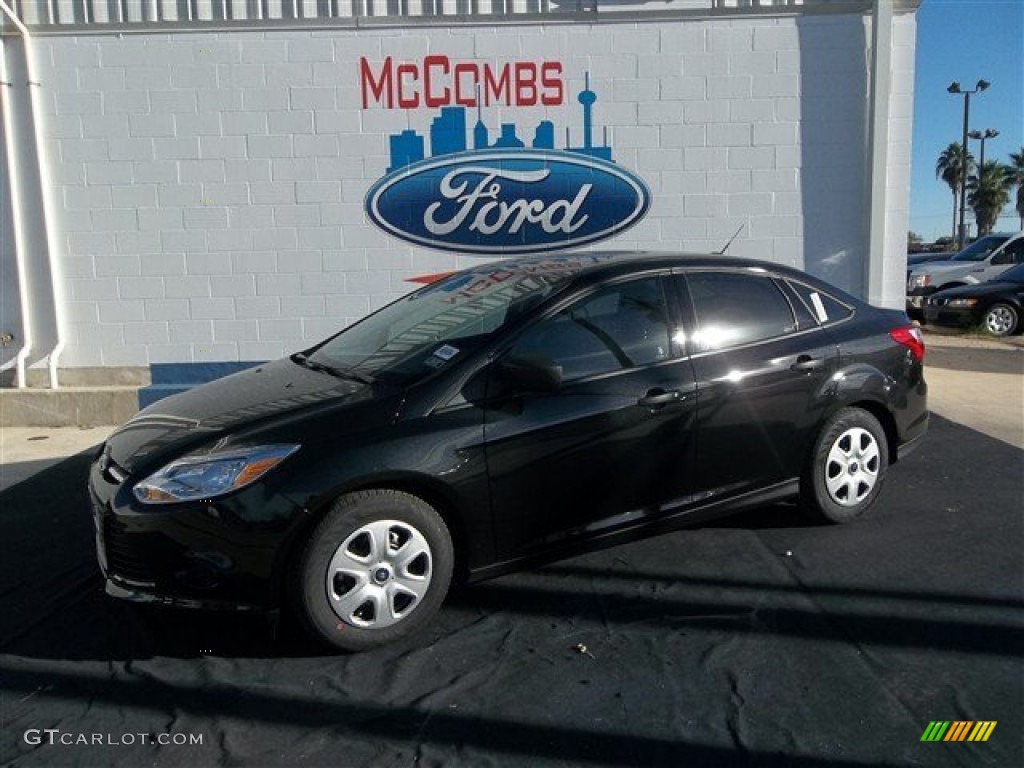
[909,0,1023,240]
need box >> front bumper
[906,288,938,311]
[922,303,977,327]
[89,454,304,611]
[103,579,265,612]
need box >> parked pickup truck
[907,232,1024,317]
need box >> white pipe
[0,1,29,37]
[26,25,65,388]
[0,27,33,388]
[1,0,66,388]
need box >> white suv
[907,232,1024,315]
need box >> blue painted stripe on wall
[138,361,265,410]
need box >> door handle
[790,355,824,372]
[638,388,684,407]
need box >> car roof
[465,250,837,297]
[472,250,811,281]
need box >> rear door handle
[790,355,824,372]
[638,388,685,407]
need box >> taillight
[890,326,925,362]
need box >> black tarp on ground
[1,414,1021,767]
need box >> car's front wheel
[983,302,1020,337]
[294,489,453,652]
[801,408,889,524]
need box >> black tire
[801,408,889,524]
[983,302,1020,337]
[294,489,453,652]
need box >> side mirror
[497,352,563,394]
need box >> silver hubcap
[986,306,1014,335]
[825,427,880,507]
[326,520,432,629]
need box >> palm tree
[1008,147,1024,229]
[967,161,1012,236]
[935,142,974,241]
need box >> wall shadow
[797,14,869,297]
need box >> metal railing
[15,0,565,26]
[3,1,910,32]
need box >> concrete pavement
[919,328,1024,449]
[0,426,115,492]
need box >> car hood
[907,253,953,266]
[931,280,1023,300]
[103,358,380,472]
[912,262,977,276]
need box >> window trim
[775,278,820,332]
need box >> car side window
[992,239,1024,265]
[787,280,854,325]
[685,271,797,351]
[511,277,672,381]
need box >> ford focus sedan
[89,252,928,651]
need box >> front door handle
[638,388,684,407]
[790,355,824,372]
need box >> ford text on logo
[366,151,650,254]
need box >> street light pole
[948,80,990,249]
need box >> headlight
[946,298,977,308]
[133,444,300,504]
[908,273,931,289]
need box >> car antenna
[716,224,745,255]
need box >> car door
[976,238,1024,283]
[482,273,698,561]
[678,269,839,500]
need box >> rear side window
[992,238,1024,265]
[788,281,854,325]
[685,271,797,352]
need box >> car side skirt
[465,478,801,585]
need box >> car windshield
[303,255,608,384]
[950,235,1010,262]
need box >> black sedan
[89,253,928,651]
[923,263,1024,336]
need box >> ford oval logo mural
[366,151,650,255]
[361,70,651,255]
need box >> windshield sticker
[433,344,460,361]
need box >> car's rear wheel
[983,302,1019,337]
[294,489,453,652]
[801,408,889,524]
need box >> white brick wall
[25,14,914,369]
